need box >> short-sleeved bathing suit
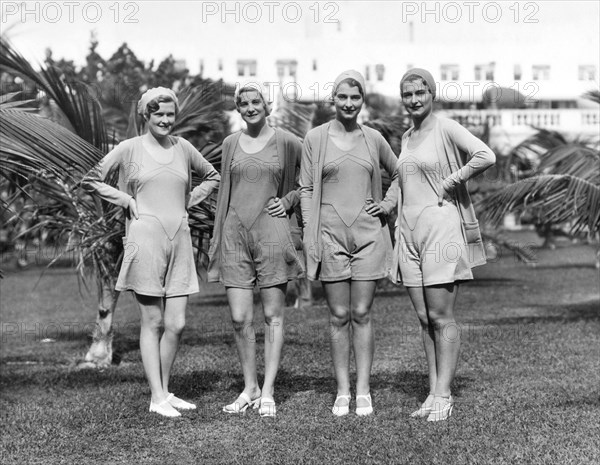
[397,134,473,287]
[318,136,390,281]
[117,140,199,297]
[220,135,304,288]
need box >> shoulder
[436,115,464,133]
[361,124,386,141]
[223,132,241,144]
[360,124,389,148]
[115,137,139,150]
[171,135,194,149]
[275,128,301,146]
[304,123,328,143]
[106,137,138,160]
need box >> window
[440,64,459,81]
[236,59,257,77]
[276,59,298,79]
[375,64,385,81]
[514,64,522,80]
[578,65,597,81]
[532,65,550,80]
[475,63,495,81]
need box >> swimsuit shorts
[318,204,389,281]
[116,214,200,297]
[398,201,473,287]
[220,208,304,289]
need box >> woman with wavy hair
[208,83,304,417]
[83,87,220,417]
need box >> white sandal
[222,392,261,414]
[167,393,196,410]
[332,394,351,416]
[355,393,373,416]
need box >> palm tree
[0,38,224,367]
[477,128,600,256]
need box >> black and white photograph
[1,1,599,463]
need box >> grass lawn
[1,234,599,464]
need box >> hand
[438,177,456,206]
[128,198,139,219]
[267,197,286,218]
[365,199,385,217]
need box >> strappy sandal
[427,395,454,422]
[332,394,351,416]
[355,393,373,416]
[222,391,261,414]
[410,393,434,418]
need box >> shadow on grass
[0,366,228,395]
[463,277,520,287]
[470,299,599,326]
[525,263,599,270]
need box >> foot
[355,393,373,416]
[166,393,196,410]
[259,397,276,418]
[332,394,351,417]
[222,389,261,414]
[149,399,181,418]
[427,395,454,422]
[410,393,434,418]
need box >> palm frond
[0,37,108,151]
[0,108,103,182]
[171,84,223,137]
[537,143,600,182]
[478,174,600,235]
[583,89,600,105]
[0,91,36,110]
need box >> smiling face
[401,79,433,120]
[237,90,268,127]
[333,82,364,123]
[146,101,176,139]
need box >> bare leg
[226,287,261,403]
[136,294,167,404]
[424,283,460,397]
[407,287,437,395]
[160,295,188,396]
[322,280,351,403]
[349,280,377,405]
[259,284,287,399]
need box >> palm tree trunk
[80,278,120,368]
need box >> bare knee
[264,313,283,328]
[164,317,185,335]
[140,313,162,334]
[329,305,350,328]
[231,316,253,333]
[351,305,372,326]
[415,310,429,329]
[427,306,456,329]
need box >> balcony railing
[444,109,599,133]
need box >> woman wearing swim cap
[83,87,220,417]
[300,70,398,416]
[208,83,304,417]
[393,68,495,421]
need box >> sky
[2,0,598,76]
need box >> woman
[207,83,304,417]
[83,87,220,417]
[300,70,398,416]
[392,68,495,421]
